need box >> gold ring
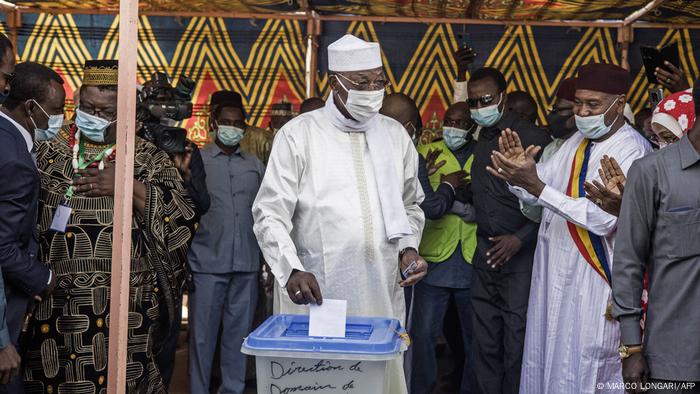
[667,77,672,83]
[294,290,302,297]
[498,168,504,174]
[596,199,603,206]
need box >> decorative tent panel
[10,0,700,23]
[6,13,699,144]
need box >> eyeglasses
[335,73,391,91]
[650,133,678,146]
[79,105,117,121]
[467,92,502,108]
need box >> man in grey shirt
[613,83,700,394]
[188,91,265,394]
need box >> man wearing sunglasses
[467,67,551,394]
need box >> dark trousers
[444,296,466,387]
[189,272,258,394]
[155,298,183,388]
[648,380,700,394]
[1,287,31,393]
[471,266,531,394]
[410,281,476,394]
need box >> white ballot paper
[309,299,347,338]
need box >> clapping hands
[486,129,544,196]
[583,156,626,217]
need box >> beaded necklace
[68,124,116,171]
[64,125,116,200]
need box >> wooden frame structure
[0,0,679,391]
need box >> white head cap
[328,34,382,72]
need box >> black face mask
[546,111,576,139]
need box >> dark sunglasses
[467,92,501,108]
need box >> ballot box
[241,314,408,394]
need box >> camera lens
[175,75,195,100]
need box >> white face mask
[217,124,245,147]
[335,75,385,123]
[30,100,64,141]
[470,92,504,128]
[574,97,620,140]
[75,108,114,143]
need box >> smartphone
[641,42,680,84]
[402,260,418,279]
[648,87,665,109]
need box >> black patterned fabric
[23,128,196,393]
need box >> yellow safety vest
[417,140,477,264]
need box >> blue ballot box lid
[243,314,405,356]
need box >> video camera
[137,72,195,153]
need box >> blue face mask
[217,125,245,147]
[75,108,113,143]
[443,126,472,151]
[30,100,64,141]
[470,92,504,128]
[574,97,620,140]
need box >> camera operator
[136,73,210,217]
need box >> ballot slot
[283,322,374,340]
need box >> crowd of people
[0,28,697,394]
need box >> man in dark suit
[467,67,551,394]
[0,54,62,390]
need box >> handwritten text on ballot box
[242,315,408,394]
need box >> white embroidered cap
[328,34,382,72]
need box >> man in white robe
[485,63,652,393]
[252,34,427,394]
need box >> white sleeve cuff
[272,256,306,289]
[453,80,468,103]
[509,184,539,206]
[399,234,420,252]
[537,184,567,211]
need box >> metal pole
[107,0,138,390]
[623,0,667,26]
[305,11,319,98]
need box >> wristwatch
[398,247,418,261]
[618,344,643,359]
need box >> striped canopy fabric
[5,10,699,145]
[10,0,700,23]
